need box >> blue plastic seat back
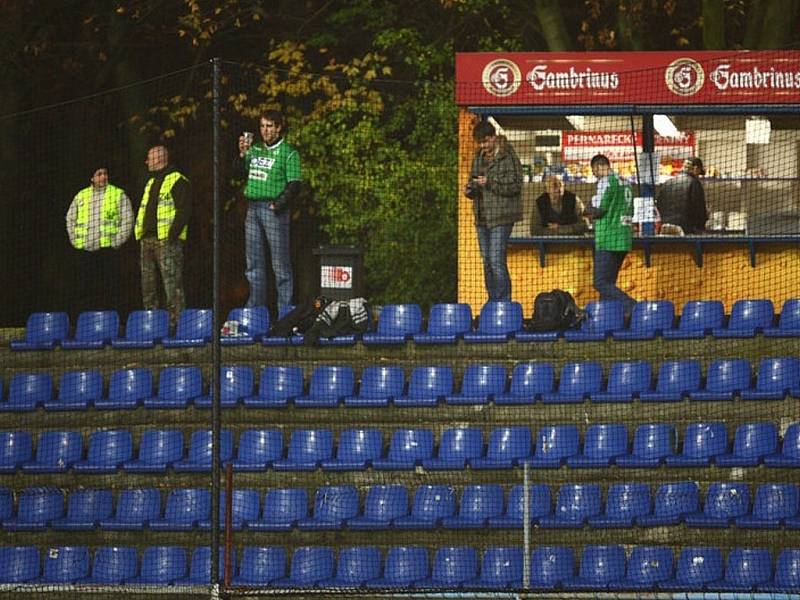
[752,484,799,521]
[287,546,334,585]
[722,548,772,588]
[554,484,601,522]
[727,299,774,332]
[776,299,800,329]
[581,424,629,459]
[311,485,360,522]
[530,546,575,587]
[237,546,286,584]
[375,304,423,336]
[137,429,184,465]
[227,306,270,338]
[8,373,53,407]
[0,487,12,521]
[704,359,752,393]
[578,545,626,585]
[754,357,800,392]
[655,360,701,394]
[333,546,382,585]
[73,310,120,342]
[774,549,800,589]
[732,422,778,458]
[436,428,483,462]
[335,429,383,462]
[107,368,153,404]
[220,366,254,403]
[779,423,800,459]
[287,429,334,463]
[0,546,40,582]
[627,301,675,335]
[606,361,652,394]
[387,429,434,463]
[85,430,133,466]
[185,429,233,465]
[174,308,213,341]
[358,366,405,400]
[557,362,603,395]
[236,429,283,465]
[509,363,555,396]
[653,482,700,519]
[578,301,624,334]
[677,300,724,333]
[163,488,211,524]
[23,312,70,344]
[534,425,579,461]
[604,484,651,520]
[479,547,523,586]
[58,370,103,405]
[505,485,552,520]
[704,483,750,519]
[158,366,203,403]
[680,422,728,458]
[309,366,355,401]
[138,546,187,583]
[362,485,409,521]
[219,489,261,525]
[113,489,161,524]
[456,485,504,521]
[185,546,231,583]
[430,546,478,585]
[407,366,453,399]
[32,431,82,469]
[475,301,523,335]
[17,486,64,524]
[411,485,456,521]
[675,547,724,586]
[632,423,676,459]
[64,489,113,523]
[382,546,429,585]
[458,364,507,397]
[487,427,531,461]
[262,488,309,524]
[0,431,33,467]
[626,546,673,586]
[89,546,138,583]
[41,546,90,583]
[425,303,472,336]
[258,366,304,402]
[122,310,169,342]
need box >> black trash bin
[312,245,364,301]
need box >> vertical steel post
[523,461,530,589]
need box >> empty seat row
[2,544,798,591]
[2,421,797,475]
[4,356,799,411]
[3,481,799,532]
[11,298,800,352]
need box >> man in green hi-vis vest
[66,166,133,311]
[135,144,191,328]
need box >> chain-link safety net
[0,52,799,599]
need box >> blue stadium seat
[129,546,187,585]
[123,429,184,473]
[99,488,161,531]
[199,489,261,531]
[39,546,90,583]
[373,428,434,470]
[231,546,286,587]
[741,357,800,400]
[244,366,304,408]
[297,485,360,531]
[527,425,579,468]
[613,300,675,340]
[294,365,355,408]
[422,427,483,470]
[96,368,152,410]
[394,366,453,407]
[365,546,428,589]
[3,486,64,531]
[1,372,53,412]
[614,546,673,591]
[412,303,472,344]
[658,546,723,592]
[172,429,233,472]
[83,546,138,584]
[349,485,410,530]
[690,358,752,401]
[539,484,602,529]
[615,423,676,468]
[488,484,551,529]
[52,489,113,531]
[0,546,39,583]
[637,482,700,527]
[445,364,506,405]
[588,483,651,528]
[685,483,750,528]
[61,310,120,349]
[737,484,799,529]
[663,300,724,339]
[759,549,800,592]
[143,366,204,409]
[712,299,774,338]
[320,428,383,471]
[665,422,728,467]
[249,488,309,532]
[714,548,773,591]
[176,546,231,584]
[72,429,133,474]
[394,485,456,529]
[639,359,701,402]
[563,300,624,341]
[221,306,270,345]
[0,488,12,522]
[194,366,254,408]
[494,362,554,404]
[361,304,423,345]
[715,422,779,467]
[417,546,478,589]
[541,361,603,403]
[45,370,103,411]
[149,488,211,531]
[764,422,800,467]
[442,485,504,529]
[321,546,382,588]
[232,429,283,472]
[564,545,626,590]
[462,301,523,343]
[529,546,575,589]
[272,429,334,471]
[764,298,800,337]
[567,423,629,467]
[111,310,169,349]
[11,312,69,351]
[469,546,523,590]
[0,431,33,473]
[344,366,404,407]
[162,308,213,347]
[272,546,334,588]
[591,361,652,403]
[470,426,531,469]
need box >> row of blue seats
[1,544,798,591]
[2,481,798,532]
[11,298,800,351]
[2,421,797,474]
[3,357,800,411]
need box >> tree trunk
[533,0,574,51]
[757,0,800,48]
[743,0,766,48]
[702,0,726,49]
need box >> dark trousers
[593,250,636,315]
[74,248,121,313]
[140,238,186,327]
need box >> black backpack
[267,296,332,338]
[526,289,585,332]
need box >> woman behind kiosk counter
[530,175,589,236]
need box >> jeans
[593,250,636,315]
[245,201,293,311]
[140,238,185,327]
[476,223,514,301]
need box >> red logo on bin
[332,267,350,282]
[321,265,353,288]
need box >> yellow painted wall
[458,109,800,314]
